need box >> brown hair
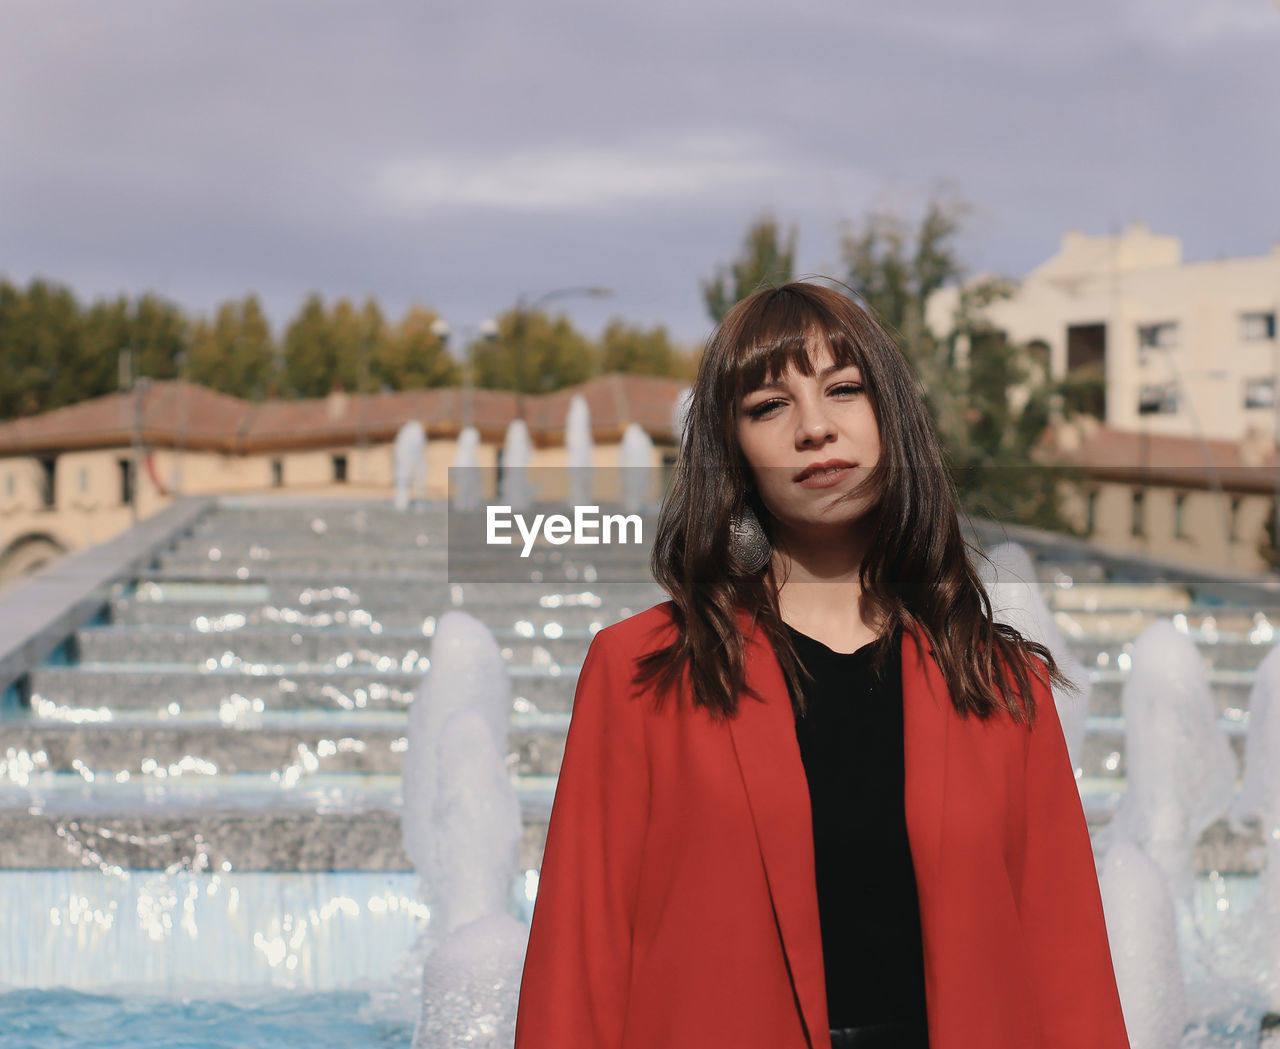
[635,280,1070,723]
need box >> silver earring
[729,502,771,572]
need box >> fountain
[1107,621,1237,902]
[1095,619,1243,1041]
[451,426,482,513]
[498,420,534,510]
[1099,838,1188,1049]
[977,540,1090,767]
[619,423,654,514]
[565,394,593,508]
[401,611,526,1048]
[670,387,693,449]
[394,422,428,511]
[7,495,1280,1048]
[1233,644,1280,829]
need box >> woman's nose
[795,400,836,445]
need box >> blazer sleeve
[514,626,651,1049]
[1018,668,1132,1049]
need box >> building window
[1241,311,1277,342]
[1229,496,1243,543]
[1138,382,1179,415]
[1130,489,1145,538]
[4,473,12,498]
[1245,377,1276,409]
[1137,322,1179,353]
[38,456,57,509]
[271,459,284,488]
[78,467,89,493]
[1173,492,1188,539]
[1085,489,1099,536]
[332,455,348,483]
[118,459,133,505]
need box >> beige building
[929,224,1280,443]
[927,225,1280,576]
[1045,416,1278,575]
[0,375,688,586]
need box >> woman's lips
[796,465,853,489]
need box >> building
[1045,415,1278,575]
[928,224,1280,443]
[0,375,689,586]
[929,225,1280,576]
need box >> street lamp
[514,285,614,420]
[433,316,499,430]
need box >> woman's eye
[831,382,865,396]
[745,399,783,420]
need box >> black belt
[828,1020,929,1049]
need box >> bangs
[729,290,869,401]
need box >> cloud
[1120,0,1280,51]
[372,135,873,215]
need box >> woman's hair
[635,280,1071,723]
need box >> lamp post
[433,317,499,431]
[514,285,613,421]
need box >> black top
[783,621,929,1032]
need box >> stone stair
[3,498,1279,884]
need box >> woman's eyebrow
[750,363,859,392]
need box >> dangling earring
[729,501,772,572]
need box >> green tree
[372,305,459,390]
[702,213,797,324]
[0,278,88,417]
[841,194,1077,531]
[189,295,278,399]
[80,295,134,398]
[598,319,683,377]
[473,309,596,393]
[130,293,189,381]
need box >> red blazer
[515,602,1130,1049]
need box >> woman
[514,283,1130,1049]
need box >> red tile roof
[0,376,693,456]
[1048,420,1279,493]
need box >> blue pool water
[0,989,412,1049]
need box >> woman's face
[734,337,882,540]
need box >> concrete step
[27,663,579,716]
[1068,636,1277,674]
[133,576,665,609]
[4,701,1249,793]
[1078,715,1245,780]
[1,713,569,778]
[0,786,1265,876]
[1085,670,1256,719]
[1052,608,1279,640]
[74,625,592,668]
[0,788,550,872]
[109,594,653,633]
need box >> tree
[188,295,278,399]
[0,278,88,417]
[598,320,686,377]
[841,194,1078,531]
[130,293,189,381]
[373,305,460,390]
[80,295,134,399]
[472,309,596,393]
[702,213,797,324]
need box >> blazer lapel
[727,608,829,1048]
[727,613,951,1048]
[900,628,949,915]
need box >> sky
[1,0,1278,348]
